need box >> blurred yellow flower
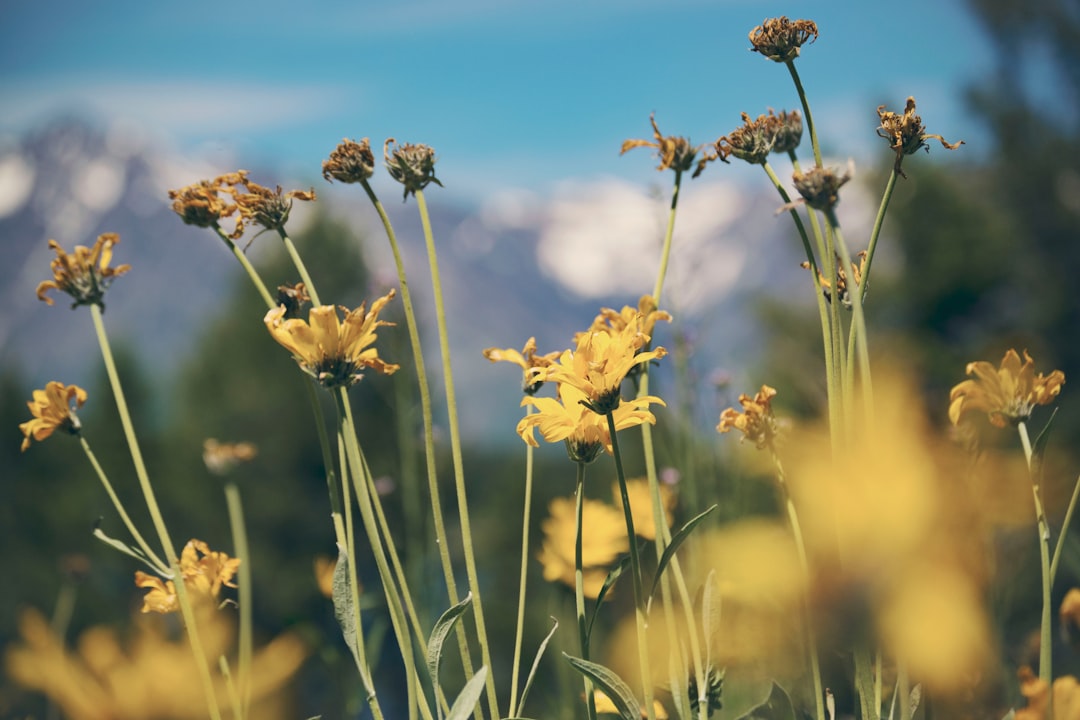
[20,381,87,452]
[135,539,240,614]
[264,290,400,388]
[314,555,338,599]
[717,384,779,450]
[36,234,131,309]
[949,348,1064,428]
[517,383,663,464]
[620,113,700,174]
[614,477,675,541]
[1015,666,1080,720]
[483,336,561,395]
[201,438,258,475]
[5,605,306,720]
[534,319,666,415]
[593,689,668,718]
[538,496,628,598]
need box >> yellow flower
[167,171,246,235]
[5,605,306,720]
[264,290,400,388]
[36,234,131,309]
[1015,666,1080,720]
[949,349,1065,428]
[748,16,819,63]
[135,539,241,614]
[201,438,258,475]
[322,137,376,184]
[876,96,963,177]
[613,477,675,541]
[314,555,340,599]
[535,319,667,415]
[538,496,629,599]
[620,113,701,174]
[19,381,87,452]
[517,383,663,464]
[593,690,669,719]
[717,384,779,450]
[482,336,561,395]
[233,177,316,235]
[580,295,672,341]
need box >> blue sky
[2,0,992,204]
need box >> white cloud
[0,154,35,219]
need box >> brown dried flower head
[718,111,779,165]
[384,139,443,199]
[168,172,247,235]
[771,109,803,154]
[620,113,700,174]
[718,385,780,450]
[36,234,131,309]
[801,251,868,308]
[233,179,315,236]
[322,138,376,184]
[276,282,311,320]
[792,163,852,212]
[877,96,964,178]
[749,17,819,63]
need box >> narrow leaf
[515,617,558,716]
[427,592,474,689]
[330,544,365,675]
[1031,407,1059,476]
[651,504,718,598]
[587,554,631,643]
[446,666,489,720]
[563,653,640,720]
[736,681,797,720]
[92,525,161,573]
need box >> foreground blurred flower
[717,385,779,450]
[949,349,1065,428]
[36,234,131,309]
[20,381,87,452]
[620,113,701,174]
[534,320,666,415]
[384,138,442,198]
[876,96,963,177]
[5,606,305,720]
[314,555,338,599]
[517,383,663,463]
[581,295,672,342]
[264,291,400,388]
[167,171,246,236]
[233,178,315,235]
[538,496,628,598]
[594,689,669,719]
[135,539,240,614]
[483,337,561,395]
[748,17,818,63]
[201,438,258,475]
[1014,666,1080,720]
[322,137,376,184]
[614,477,675,540]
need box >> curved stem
[415,188,499,718]
[509,407,537,717]
[224,483,253,720]
[786,61,823,168]
[575,462,598,720]
[1020,421,1054,693]
[827,211,873,419]
[652,169,682,302]
[276,228,322,307]
[1051,474,1080,584]
[213,224,275,309]
[859,169,899,305]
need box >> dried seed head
[233,180,315,235]
[384,139,443,199]
[748,17,819,63]
[719,111,779,165]
[792,163,852,212]
[168,172,246,231]
[322,138,376,184]
[620,113,701,173]
[876,96,963,178]
[771,109,803,154]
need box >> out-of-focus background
[3,0,1080,717]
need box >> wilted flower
[792,163,852,212]
[1014,667,1080,720]
[384,138,442,198]
[717,385,779,450]
[483,337,562,395]
[201,438,258,475]
[748,17,818,63]
[771,109,803,154]
[275,282,310,320]
[717,111,783,165]
[264,290,400,388]
[167,172,247,234]
[620,113,701,174]
[538,496,629,598]
[134,539,240,614]
[322,137,376,184]
[877,97,963,177]
[233,178,315,235]
[801,251,868,308]
[19,381,87,451]
[36,234,131,309]
[949,349,1065,428]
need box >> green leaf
[587,554,632,643]
[427,592,474,691]
[736,681,797,720]
[330,544,365,675]
[650,504,718,598]
[446,665,488,720]
[1000,712,1016,720]
[515,617,558,717]
[1031,407,1059,476]
[92,524,162,574]
[563,653,641,720]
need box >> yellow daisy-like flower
[36,234,131,309]
[581,295,672,341]
[718,384,779,450]
[538,496,629,599]
[517,383,664,464]
[19,381,87,452]
[482,337,561,395]
[876,96,963,178]
[264,290,400,388]
[614,477,675,541]
[535,320,667,415]
[134,539,241,614]
[949,349,1065,428]
[620,113,701,174]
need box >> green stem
[787,152,828,264]
[858,169,899,305]
[1020,421,1054,692]
[606,412,655,720]
[212,224,275,309]
[359,179,475,682]
[786,61,823,168]
[1051,474,1080,584]
[415,188,499,718]
[509,407,537,718]
[225,483,253,720]
[827,211,872,419]
[575,462,598,720]
[276,228,322,307]
[89,303,222,720]
[652,169,682,302]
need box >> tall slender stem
[415,188,499,718]
[509,406,537,717]
[827,211,873,418]
[786,61,822,168]
[276,228,322,307]
[224,483,253,720]
[1020,421,1054,694]
[575,462,598,720]
[212,225,275,309]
